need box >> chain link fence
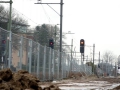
[0,27,92,81]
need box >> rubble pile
[0,68,60,90]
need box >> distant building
[0,16,35,69]
[0,16,29,33]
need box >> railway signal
[49,38,54,49]
[80,39,85,53]
[1,40,6,51]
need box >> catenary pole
[35,0,63,71]
[93,44,95,74]
[99,51,100,63]
[0,0,12,31]
[60,0,63,71]
[9,0,12,31]
[71,39,73,71]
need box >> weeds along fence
[0,27,92,81]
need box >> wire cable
[41,4,51,23]
[12,8,38,25]
[47,4,60,16]
[3,3,39,25]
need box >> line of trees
[86,50,117,75]
[33,24,70,51]
[0,4,28,33]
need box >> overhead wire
[1,0,59,25]
[2,2,39,26]
[4,0,54,43]
[40,4,56,25]
[12,8,38,25]
[47,4,60,16]
[18,0,58,25]
[6,1,55,29]
[41,4,51,24]
[21,0,57,26]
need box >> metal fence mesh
[0,27,94,81]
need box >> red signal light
[50,42,53,45]
[49,38,54,49]
[80,39,85,53]
[80,41,84,45]
[80,39,84,46]
[2,40,6,44]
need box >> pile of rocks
[0,68,60,90]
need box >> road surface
[40,75,120,90]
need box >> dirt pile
[113,85,120,89]
[0,68,60,90]
[68,72,86,79]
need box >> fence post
[8,31,12,68]
[80,61,84,77]
[67,55,70,77]
[52,49,55,80]
[57,50,60,80]
[49,48,52,80]
[68,55,70,76]
[37,43,40,79]
[19,36,23,70]
[29,39,32,73]
[65,54,67,78]
[43,46,46,81]
[62,53,64,78]
[62,53,63,79]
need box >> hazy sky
[2,0,120,62]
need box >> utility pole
[115,62,117,77]
[99,51,100,63]
[0,0,12,31]
[71,39,73,71]
[60,0,63,51]
[86,55,88,62]
[73,47,76,57]
[9,0,12,31]
[102,59,103,72]
[54,24,59,50]
[60,0,63,71]
[54,25,57,50]
[93,44,95,74]
[0,0,12,68]
[35,0,63,71]
[61,31,74,72]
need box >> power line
[2,0,59,27]
[12,8,38,25]
[41,4,50,23]
[2,3,39,25]
[1,0,57,26]
[47,4,60,16]
[40,4,56,25]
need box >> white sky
[1,0,120,62]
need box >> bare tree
[0,4,28,33]
[0,5,7,17]
[101,50,117,74]
[102,50,116,63]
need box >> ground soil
[0,68,60,90]
[95,77,120,89]
[37,73,99,89]
[39,74,120,89]
[1,69,120,90]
